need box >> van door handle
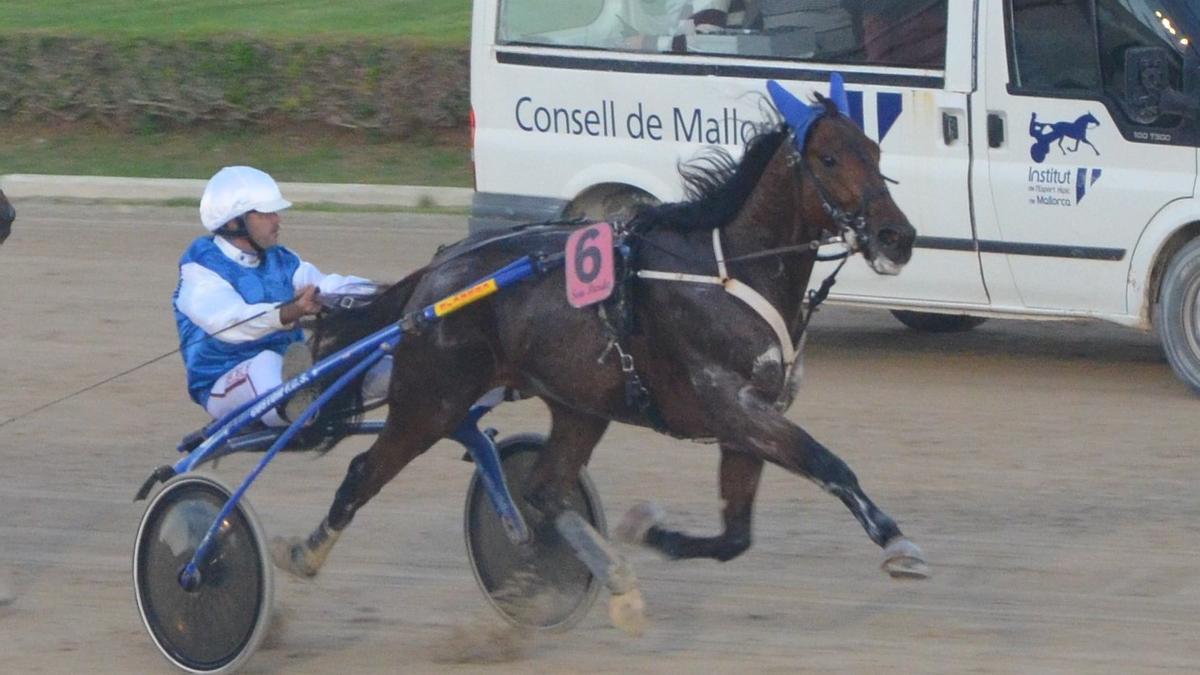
[941,112,959,144]
[987,113,1005,148]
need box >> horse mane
[635,95,844,233]
[636,123,789,232]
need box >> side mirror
[1124,47,1170,124]
[1124,46,1200,123]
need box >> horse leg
[699,370,927,579]
[272,366,488,578]
[616,445,763,563]
[523,402,647,636]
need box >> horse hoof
[881,537,929,580]
[614,501,665,545]
[270,536,320,579]
[608,588,647,638]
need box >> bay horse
[0,188,14,246]
[274,75,926,632]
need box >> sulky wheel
[464,434,606,632]
[133,473,273,674]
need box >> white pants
[205,350,393,427]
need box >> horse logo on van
[1029,112,1101,163]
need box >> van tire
[891,310,987,333]
[1154,237,1200,393]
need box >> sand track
[1,202,1197,673]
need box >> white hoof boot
[614,501,665,545]
[608,587,647,637]
[881,537,929,580]
[271,536,323,579]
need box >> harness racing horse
[274,76,926,632]
[0,189,15,246]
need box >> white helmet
[199,166,293,232]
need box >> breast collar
[636,228,798,368]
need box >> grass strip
[0,0,471,45]
[0,124,472,187]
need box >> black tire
[891,310,988,333]
[133,474,273,674]
[1155,237,1200,393]
[463,434,606,632]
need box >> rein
[0,297,303,431]
[792,140,895,257]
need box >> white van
[469,1,1200,391]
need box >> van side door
[974,0,1196,316]
[813,1,988,307]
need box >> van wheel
[891,310,987,333]
[1154,238,1200,393]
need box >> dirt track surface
[2,201,1199,673]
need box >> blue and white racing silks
[173,235,371,405]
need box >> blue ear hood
[766,80,817,147]
[828,72,850,117]
[767,73,851,151]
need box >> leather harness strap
[637,228,798,368]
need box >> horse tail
[305,265,430,450]
[311,264,431,361]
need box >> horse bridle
[710,129,895,268]
[785,128,896,262]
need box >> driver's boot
[279,342,317,426]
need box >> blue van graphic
[1029,112,1101,163]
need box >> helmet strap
[216,214,265,255]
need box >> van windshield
[1125,0,1199,60]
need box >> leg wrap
[327,453,372,530]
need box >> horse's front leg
[616,446,763,563]
[698,369,927,579]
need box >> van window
[497,0,947,68]
[1008,0,1101,93]
[499,0,606,39]
[847,1,947,68]
[1095,0,1185,124]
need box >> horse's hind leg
[617,446,763,563]
[272,361,489,578]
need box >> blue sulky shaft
[452,406,531,545]
[418,255,540,325]
[175,255,551,587]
